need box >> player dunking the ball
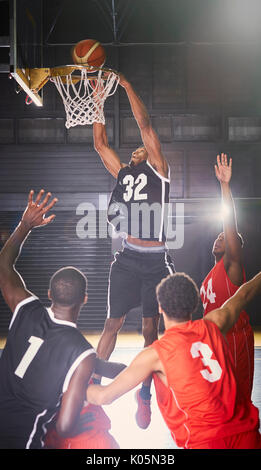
[200,154,254,399]
[92,73,175,428]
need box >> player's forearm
[123,82,150,130]
[211,270,261,335]
[93,122,108,151]
[93,123,120,177]
[87,383,114,405]
[94,357,127,379]
[0,221,30,274]
[220,182,238,232]
[237,271,261,306]
[88,349,158,406]
[224,271,261,322]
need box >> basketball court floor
[0,331,260,449]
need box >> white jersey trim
[243,327,252,395]
[40,408,60,448]
[26,408,47,449]
[159,179,166,242]
[46,307,77,328]
[170,386,191,449]
[146,160,170,182]
[62,348,96,393]
[9,295,38,330]
[164,252,174,274]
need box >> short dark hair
[49,267,87,306]
[156,273,199,321]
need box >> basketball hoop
[50,65,120,129]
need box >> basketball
[72,39,106,68]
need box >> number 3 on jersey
[190,341,222,383]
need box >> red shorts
[195,430,261,449]
[226,323,254,399]
[44,404,119,450]
[45,428,119,449]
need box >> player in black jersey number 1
[92,74,175,429]
[0,190,125,449]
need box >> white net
[50,67,119,129]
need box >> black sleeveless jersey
[108,160,170,242]
[0,296,95,449]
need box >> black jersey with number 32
[108,160,170,241]
[0,296,95,449]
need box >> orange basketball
[72,39,106,68]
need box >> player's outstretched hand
[21,189,58,230]
[214,153,232,184]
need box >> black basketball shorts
[107,246,175,319]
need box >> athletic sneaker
[135,388,152,429]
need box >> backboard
[9,0,44,106]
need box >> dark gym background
[0,0,260,336]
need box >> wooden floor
[1,328,261,350]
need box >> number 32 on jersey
[122,173,148,202]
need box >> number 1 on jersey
[15,336,44,379]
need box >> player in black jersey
[92,74,175,429]
[0,189,125,449]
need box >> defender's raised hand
[214,153,232,184]
[21,189,58,230]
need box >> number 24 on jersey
[200,278,216,310]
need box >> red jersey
[200,257,249,331]
[200,258,254,399]
[152,319,259,449]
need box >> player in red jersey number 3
[86,272,261,449]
